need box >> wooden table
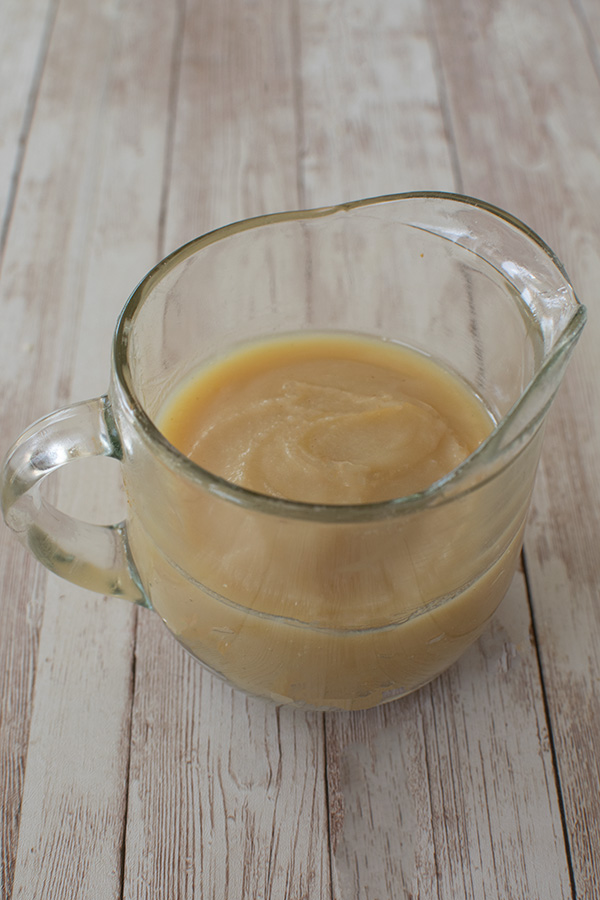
[1,1,598,897]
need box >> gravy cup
[1,193,586,710]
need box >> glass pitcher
[1,193,586,710]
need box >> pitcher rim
[112,191,586,523]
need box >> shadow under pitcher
[1,193,586,711]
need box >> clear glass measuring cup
[1,193,586,710]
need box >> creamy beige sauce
[128,332,525,710]
[159,332,493,503]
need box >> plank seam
[521,548,579,900]
[424,0,464,194]
[422,688,443,900]
[157,0,187,261]
[569,0,600,88]
[322,714,336,900]
[55,0,126,409]
[0,0,60,281]
[1,564,48,900]
[289,0,306,210]
[118,608,139,900]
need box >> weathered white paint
[1,0,598,897]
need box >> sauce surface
[158,332,493,503]
[127,332,527,709]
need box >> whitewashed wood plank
[0,539,46,899]
[430,0,600,894]
[0,0,55,238]
[122,1,332,897]
[296,0,456,206]
[3,0,179,897]
[297,0,573,895]
[549,0,600,101]
[124,616,329,900]
[162,0,301,250]
[0,0,125,890]
[327,572,571,900]
[1,1,593,899]
[9,596,135,900]
[422,570,571,900]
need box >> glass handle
[1,396,146,605]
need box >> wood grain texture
[326,572,572,900]
[295,3,577,898]
[0,0,114,893]
[0,0,55,250]
[0,541,45,900]
[1,0,599,897]
[123,617,329,900]
[430,0,600,894]
[0,29,62,885]
[163,0,300,250]
[296,0,456,204]
[119,1,332,897]
[2,0,178,896]
[574,0,600,71]
[9,596,135,900]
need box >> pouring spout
[489,301,586,460]
[399,193,587,488]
